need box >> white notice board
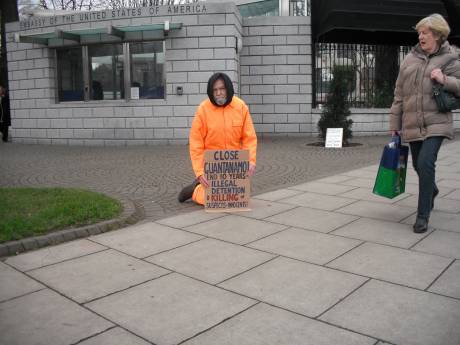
[325,128,343,148]
[130,87,140,100]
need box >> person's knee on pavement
[192,184,205,205]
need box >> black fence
[314,43,412,108]
[290,0,311,16]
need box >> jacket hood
[207,72,234,107]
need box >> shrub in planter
[317,65,353,145]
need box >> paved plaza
[1,136,460,345]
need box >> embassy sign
[19,3,208,30]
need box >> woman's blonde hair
[415,14,450,42]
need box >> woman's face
[418,26,439,54]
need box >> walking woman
[390,14,460,233]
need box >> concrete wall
[241,16,311,137]
[6,2,242,145]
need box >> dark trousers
[0,124,8,142]
[409,136,444,220]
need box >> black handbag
[432,57,460,113]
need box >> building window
[89,44,124,100]
[130,41,164,99]
[57,48,84,102]
[56,41,164,102]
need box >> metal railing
[314,43,412,108]
[290,0,311,16]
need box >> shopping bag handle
[390,134,401,147]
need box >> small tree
[317,65,353,145]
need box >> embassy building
[5,0,460,145]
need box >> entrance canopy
[312,0,460,46]
[14,22,182,47]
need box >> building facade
[5,1,459,145]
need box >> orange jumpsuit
[189,96,257,205]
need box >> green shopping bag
[373,136,409,199]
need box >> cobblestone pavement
[0,135,444,222]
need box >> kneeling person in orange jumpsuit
[178,72,257,205]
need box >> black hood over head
[207,72,234,107]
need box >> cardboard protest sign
[204,149,251,212]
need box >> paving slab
[320,279,460,345]
[437,156,459,165]
[288,181,357,195]
[0,289,113,345]
[435,185,458,199]
[444,189,460,200]
[327,242,452,289]
[219,257,367,318]
[437,179,460,189]
[336,200,416,222]
[4,239,107,272]
[86,273,256,345]
[235,198,298,219]
[428,260,460,299]
[184,215,287,245]
[280,192,357,211]
[79,327,151,345]
[0,262,44,302]
[90,222,203,258]
[402,184,454,197]
[338,187,409,204]
[266,206,358,233]
[338,177,375,188]
[396,195,460,213]
[437,170,460,178]
[412,230,460,259]
[395,182,419,194]
[341,168,378,179]
[314,175,355,184]
[253,188,304,201]
[405,173,420,185]
[248,227,361,265]
[155,210,224,229]
[29,249,169,303]
[146,238,275,284]
[331,218,429,248]
[403,211,460,233]
[182,303,375,345]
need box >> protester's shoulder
[199,97,212,106]
[197,98,213,111]
[230,96,249,110]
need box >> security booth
[17,23,177,102]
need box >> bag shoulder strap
[439,57,458,71]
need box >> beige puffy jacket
[389,42,460,142]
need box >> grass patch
[0,187,122,243]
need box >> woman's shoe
[413,217,428,233]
